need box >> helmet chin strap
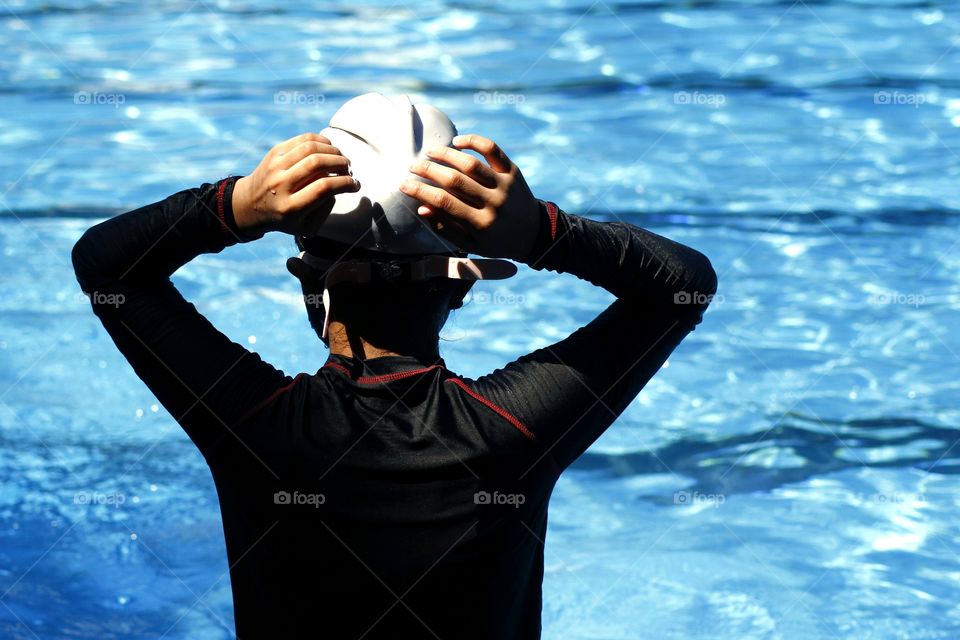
[296,251,518,340]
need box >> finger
[423,146,498,188]
[287,175,360,210]
[286,153,353,192]
[276,141,347,170]
[272,132,331,157]
[407,159,486,207]
[452,134,512,173]
[398,179,478,223]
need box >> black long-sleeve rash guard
[72,176,717,640]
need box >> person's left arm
[71,133,358,452]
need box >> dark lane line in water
[2,0,949,20]
[5,74,960,97]
[6,207,957,230]
[5,413,955,515]
[571,414,960,503]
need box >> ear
[286,257,324,291]
[288,257,329,345]
[449,280,475,310]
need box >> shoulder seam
[445,377,538,442]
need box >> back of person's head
[287,253,474,346]
[286,92,509,350]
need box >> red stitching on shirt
[545,201,558,241]
[445,377,537,442]
[323,362,352,378]
[216,178,230,236]
[323,362,443,384]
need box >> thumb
[417,206,474,253]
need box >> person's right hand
[400,134,540,262]
[232,133,360,237]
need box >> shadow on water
[570,414,960,504]
[0,435,230,639]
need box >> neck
[327,320,440,362]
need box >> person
[72,93,718,639]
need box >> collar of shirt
[322,352,448,380]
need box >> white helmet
[310,92,460,255]
[291,93,518,342]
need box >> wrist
[229,176,269,241]
[520,199,559,266]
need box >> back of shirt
[210,356,555,639]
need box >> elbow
[698,253,718,299]
[673,252,718,317]
[71,225,100,293]
[694,253,718,312]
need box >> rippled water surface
[2,1,959,638]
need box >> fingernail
[452,135,465,146]
[399,180,412,192]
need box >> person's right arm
[402,135,717,471]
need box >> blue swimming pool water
[2,1,959,638]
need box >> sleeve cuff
[522,199,561,268]
[216,176,265,243]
